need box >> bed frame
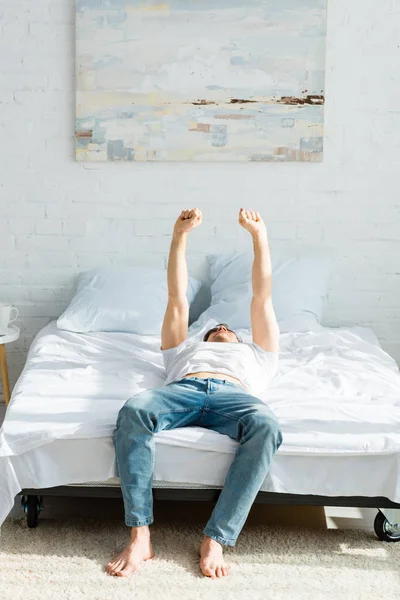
[18,483,400,543]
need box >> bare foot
[106,534,155,577]
[199,535,232,579]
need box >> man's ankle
[131,525,151,538]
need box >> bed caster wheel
[374,510,400,542]
[21,495,44,528]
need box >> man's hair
[203,324,242,343]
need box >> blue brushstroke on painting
[230,56,247,65]
[211,125,228,147]
[281,118,295,128]
[107,140,135,160]
[300,136,323,152]
[106,11,127,26]
[93,55,123,69]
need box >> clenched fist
[238,208,267,238]
[174,208,202,235]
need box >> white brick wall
[1,0,400,401]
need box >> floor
[0,401,377,532]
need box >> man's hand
[238,208,267,238]
[174,208,202,235]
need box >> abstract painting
[76,0,327,162]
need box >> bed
[1,319,400,541]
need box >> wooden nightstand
[0,325,20,408]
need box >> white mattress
[1,320,400,527]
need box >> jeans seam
[158,408,199,415]
[203,527,236,543]
[205,407,246,427]
[126,517,153,527]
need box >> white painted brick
[20,186,66,205]
[44,137,75,160]
[0,102,32,126]
[323,222,376,242]
[24,251,76,268]
[65,189,113,204]
[0,270,23,286]
[35,219,63,235]
[6,199,46,220]
[62,221,86,236]
[70,233,157,256]
[262,222,295,240]
[73,253,115,270]
[86,219,135,239]
[0,224,15,251]
[45,202,79,219]
[7,219,35,235]
[0,156,30,179]
[374,221,400,240]
[296,223,324,241]
[111,254,166,269]
[0,71,48,91]
[1,287,31,303]
[13,90,71,113]
[0,17,29,44]
[134,219,176,237]
[18,268,77,287]
[49,3,74,24]
[18,302,65,319]
[51,288,74,303]
[28,22,74,42]
[19,317,54,336]
[15,235,69,253]
[5,4,50,23]
[0,91,14,104]
[0,54,24,73]
[28,288,57,302]
[118,203,171,219]
[84,203,137,219]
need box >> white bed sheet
[1,320,400,527]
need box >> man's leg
[106,378,206,577]
[199,379,283,548]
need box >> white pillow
[189,249,332,335]
[57,267,202,335]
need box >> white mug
[0,304,19,334]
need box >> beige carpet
[1,517,399,600]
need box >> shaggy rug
[0,518,399,600]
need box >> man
[108,208,282,579]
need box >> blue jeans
[112,377,283,547]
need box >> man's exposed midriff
[184,371,245,388]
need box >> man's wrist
[172,230,187,242]
[252,229,268,244]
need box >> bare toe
[106,537,155,577]
[117,569,130,577]
[203,566,216,579]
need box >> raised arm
[239,208,280,352]
[161,208,202,350]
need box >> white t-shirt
[162,338,279,397]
